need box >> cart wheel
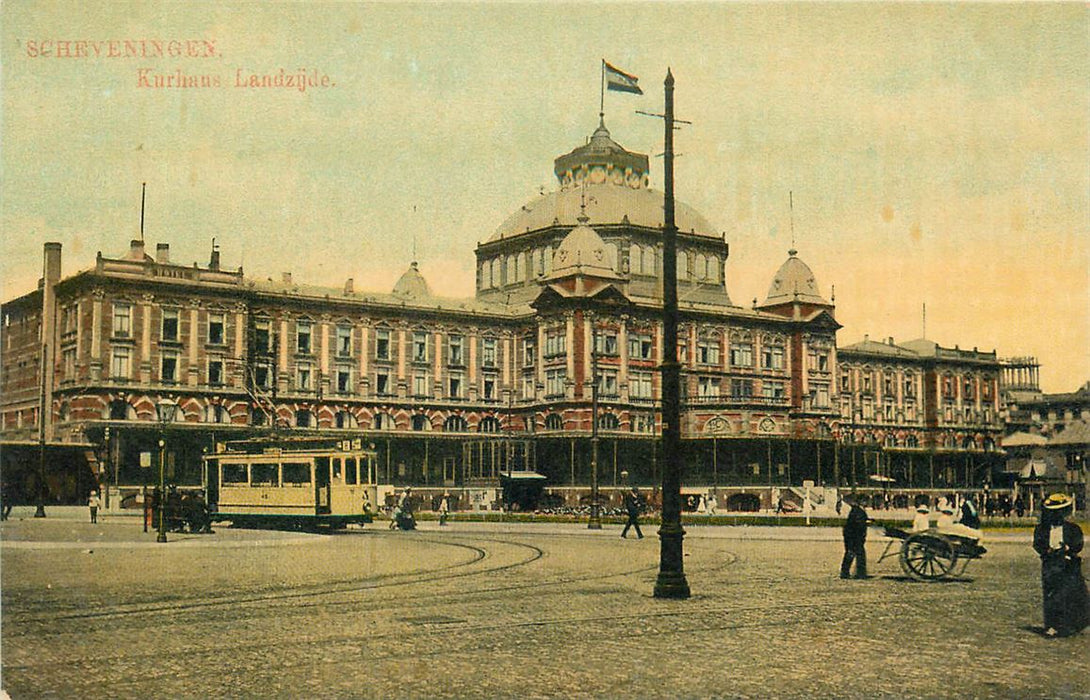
[899,533,958,581]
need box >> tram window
[345,457,358,485]
[251,462,279,487]
[282,462,310,487]
[222,464,248,484]
[332,458,342,479]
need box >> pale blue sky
[3,2,1087,392]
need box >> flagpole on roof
[600,59,605,120]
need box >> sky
[2,2,1087,393]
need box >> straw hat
[916,505,929,514]
[939,505,955,515]
[1043,493,1074,510]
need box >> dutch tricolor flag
[604,61,642,95]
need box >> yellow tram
[203,438,377,529]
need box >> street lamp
[588,331,602,529]
[155,398,178,543]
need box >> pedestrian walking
[839,494,870,579]
[438,492,450,526]
[1032,493,1089,638]
[706,491,718,516]
[88,490,100,524]
[621,487,644,539]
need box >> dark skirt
[1041,555,1090,636]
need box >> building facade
[0,120,1009,506]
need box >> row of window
[478,244,724,290]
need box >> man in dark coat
[840,494,870,579]
[621,487,644,539]
[1032,493,1089,637]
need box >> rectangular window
[697,339,720,365]
[222,464,248,484]
[449,372,464,399]
[631,371,653,399]
[160,353,177,381]
[296,365,312,390]
[412,332,428,363]
[763,381,785,399]
[903,377,916,398]
[808,348,829,371]
[677,340,688,363]
[730,379,754,398]
[412,372,430,397]
[208,359,224,386]
[282,462,310,486]
[375,328,391,360]
[863,373,873,394]
[698,376,720,398]
[250,462,279,487]
[521,375,535,400]
[375,370,391,396]
[545,368,567,397]
[762,345,785,370]
[594,331,618,356]
[296,322,312,354]
[884,373,895,397]
[208,313,225,345]
[336,367,352,394]
[544,331,565,358]
[884,402,895,421]
[336,326,353,357]
[522,338,535,367]
[62,347,76,380]
[482,338,498,368]
[112,304,131,337]
[483,375,496,400]
[840,371,851,392]
[161,309,179,342]
[254,320,271,354]
[629,333,653,360]
[448,335,464,366]
[111,346,131,379]
[344,457,358,485]
[254,364,271,389]
[598,369,619,396]
[730,343,753,368]
[630,413,655,434]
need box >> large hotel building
[0,119,1010,507]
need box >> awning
[868,474,896,483]
[500,471,547,481]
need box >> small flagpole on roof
[600,59,606,121]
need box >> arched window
[629,243,642,274]
[545,413,564,431]
[204,404,229,424]
[962,436,976,450]
[251,408,267,426]
[906,434,919,448]
[696,253,708,280]
[107,399,136,421]
[335,410,358,429]
[411,414,432,431]
[677,253,688,280]
[444,415,468,432]
[372,413,395,431]
[707,255,720,283]
[295,409,314,428]
[598,413,620,431]
[488,259,497,288]
[478,416,502,433]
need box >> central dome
[489,120,718,241]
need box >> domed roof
[489,120,718,242]
[762,249,829,306]
[392,261,431,299]
[547,215,620,280]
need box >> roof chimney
[344,278,354,294]
[43,242,62,285]
[129,239,146,261]
[282,272,292,285]
[888,336,894,345]
[156,243,170,263]
[209,238,220,271]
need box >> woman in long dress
[1032,493,1090,637]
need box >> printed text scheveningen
[25,39,218,59]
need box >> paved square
[2,517,1087,699]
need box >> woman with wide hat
[1032,493,1089,637]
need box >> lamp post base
[653,571,691,599]
[33,505,46,518]
[654,524,690,599]
[587,517,602,530]
[156,531,168,543]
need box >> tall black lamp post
[654,69,691,599]
[155,398,177,543]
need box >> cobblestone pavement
[2,517,1087,699]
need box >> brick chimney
[129,239,146,260]
[156,243,170,263]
